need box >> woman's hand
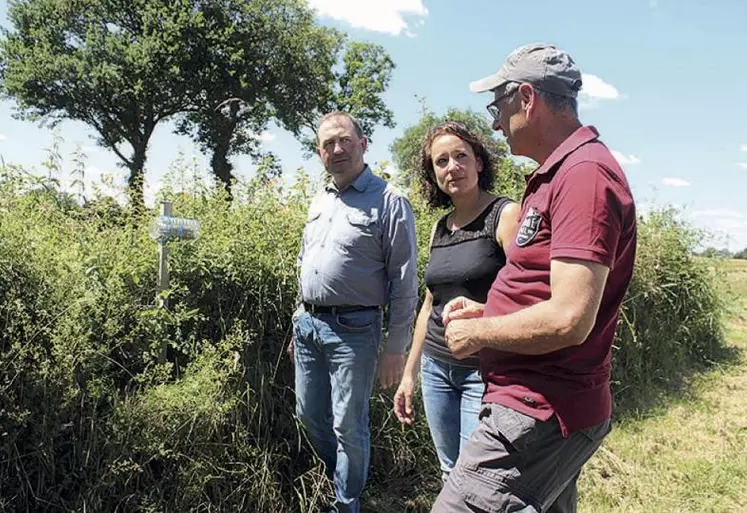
[393,373,417,426]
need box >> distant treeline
[696,247,747,259]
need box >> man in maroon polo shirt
[431,43,637,513]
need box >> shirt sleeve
[549,162,624,268]
[381,193,419,353]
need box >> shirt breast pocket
[339,211,379,247]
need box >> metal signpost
[149,200,200,362]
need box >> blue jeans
[293,309,382,513]
[420,353,484,482]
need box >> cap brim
[469,74,507,93]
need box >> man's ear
[519,83,539,119]
[518,83,534,109]
[361,137,368,153]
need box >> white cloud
[662,177,690,187]
[257,131,276,143]
[579,74,622,110]
[611,150,641,166]
[580,74,620,100]
[0,134,7,141]
[307,0,428,36]
[738,163,747,169]
[740,144,747,152]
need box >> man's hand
[445,319,483,359]
[442,296,485,326]
[378,352,405,389]
[393,374,417,426]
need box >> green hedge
[0,166,729,512]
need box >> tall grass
[611,209,733,416]
[0,164,732,512]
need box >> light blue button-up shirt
[298,166,418,353]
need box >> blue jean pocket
[335,310,375,331]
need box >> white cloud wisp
[307,0,428,36]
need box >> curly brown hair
[419,121,496,208]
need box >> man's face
[488,84,530,157]
[316,116,367,179]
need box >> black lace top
[423,196,512,368]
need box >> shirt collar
[526,125,600,181]
[326,165,372,193]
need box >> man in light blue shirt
[290,111,418,513]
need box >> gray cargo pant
[431,403,610,513]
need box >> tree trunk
[209,102,240,201]
[128,143,147,212]
[211,142,234,201]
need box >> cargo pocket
[455,405,543,512]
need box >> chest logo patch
[516,207,542,247]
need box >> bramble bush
[0,160,730,512]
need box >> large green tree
[174,0,338,196]
[309,40,396,146]
[0,0,210,209]
[389,105,529,200]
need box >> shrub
[611,208,729,414]
[0,164,732,511]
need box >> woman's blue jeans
[420,353,484,482]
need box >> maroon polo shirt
[481,125,637,436]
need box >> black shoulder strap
[487,196,513,239]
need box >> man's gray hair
[535,88,578,116]
[503,81,578,116]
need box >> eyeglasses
[486,91,514,122]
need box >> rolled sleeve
[381,194,419,353]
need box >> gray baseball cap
[469,43,583,98]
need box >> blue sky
[1,0,746,250]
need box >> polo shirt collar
[326,165,372,193]
[528,125,600,180]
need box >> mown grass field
[578,259,747,513]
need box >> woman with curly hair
[393,121,520,482]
